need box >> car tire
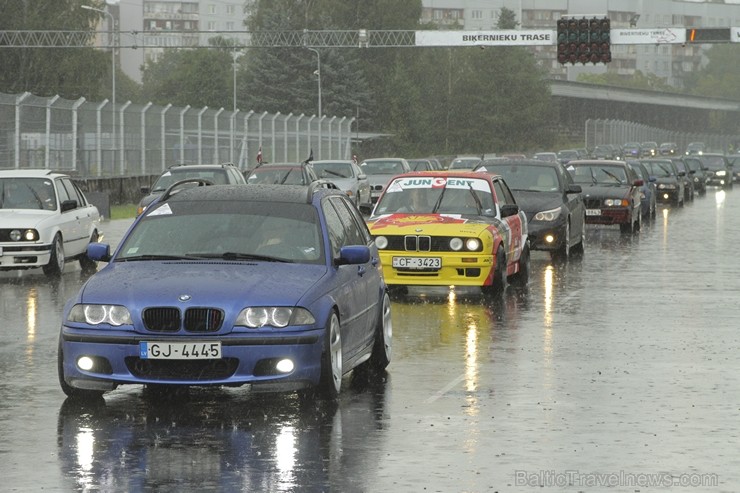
[57,338,104,401]
[43,234,65,277]
[79,231,99,274]
[481,246,506,297]
[359,292,392,374]
[508,242,530,287]
[318,311,342,399]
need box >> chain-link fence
[0,91,355,176]
[585,119,735,154]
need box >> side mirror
[335,245,371,266]
[140,186,151,195]
[678,171,686,177]
[61,199,77,212]
[500,204,519,218]
[633,179,644,187]
[359,203,374,216]
[357,173,367,180]
[649,176,657,182]
[565,184,582,194]
[87,242,112,262]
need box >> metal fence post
[119,101,131,175]
[317,115,326,160]
[306,115,315,160]
[257,111,268,161]
[179,105,190,164]
[140,102,152,174]
[214,107,224,163]
[161,103,171,171]
[72,97,85,172]
[284,113,292,162]
[271,112,280,162]
[46,95,60,170]
[197,106,208,165]
[295,114,304,162]
[14,92,31,169]
[230,109,239,164]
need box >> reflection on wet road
[1,188,737,491]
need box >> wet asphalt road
[1,188,739,492]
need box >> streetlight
[82,3,116,170]
[307,48,322,117]
[231,49,244,113]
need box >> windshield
[569,165,628,185]
[0,178,57,210]
[485,165,561,192]
[152,169,230,191]
[701,156,727,170]
[313,162,354,179]
[120,201,324,264]
[449,158,481,170]
[642,161,675,178]
[247,167,305,185]
[361,160,406,175]
[374,176,494,215]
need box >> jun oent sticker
[390,177,491,192]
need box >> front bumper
[0,242,52,269]
[60,326,325,391]
[584,207,630,225]
[656,189,680,203]
[378,251,495,286]
[527,221,568,252]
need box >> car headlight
[9,229,38,241]
[533,206,562,222]
[465,238,480,251]
[716,170,727,177]
[449,238,463,251]
[236,307,315,328]
[604,199,628,207]
[375,236,388,249]
[68,304,132,326]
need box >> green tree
[0,0,118,99]
[141,41,233,108]
[577,70,675,92]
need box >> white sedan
[0,170,101,276]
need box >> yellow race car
[366,171,529,295]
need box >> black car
[137,163,247,215]
[640,159,685,207]
[566,160,643,234]
[626,160,657,220]
[679,156,708,196]
[698,153,733,189]
[476,159,585,258]
[622,142,641,160]
[670,158,695,202]
[640,141,659,158]
[592,145,616,160]
[659,142,679,156]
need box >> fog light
[10,230,21,241]
[276,359,294,373]
[77,356,95,371]
[545,234,555,244]
[663,193,670,199]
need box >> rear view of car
[360,158,411,203]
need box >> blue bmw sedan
[58,181,391,401]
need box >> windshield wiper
[117,254,202,262]
[601,168,623,184]
[431,181,449,213]
[466,183,483,215]
[187,252,292,263]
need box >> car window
[314,162,353,179]
[0,177,57,210]
[361,160,405,175]
[323,198,348,258]
[493,179,515,206]
[327,197,367,247]
[486,164,560,192]
[375,176,493,215]
[121,200,323,263]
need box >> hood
[579,184,631,199]
[509,191,563,214]
[366,174,395,187]
[0,209,56,228]
[78,261,328,309]
[367,213,491,234]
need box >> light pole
[307,48,322,117]
[231,50,244,113]
[82,4,116,170]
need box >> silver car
[359,158,412,203]
[311,160,371,207]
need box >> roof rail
[306,179,339,202]
[158,178,214,204]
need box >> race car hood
[0,209,56,228]
[77,261,328,309]
[367,213,493,235]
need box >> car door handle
[357,265,366,277]
[371,257,378,267]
